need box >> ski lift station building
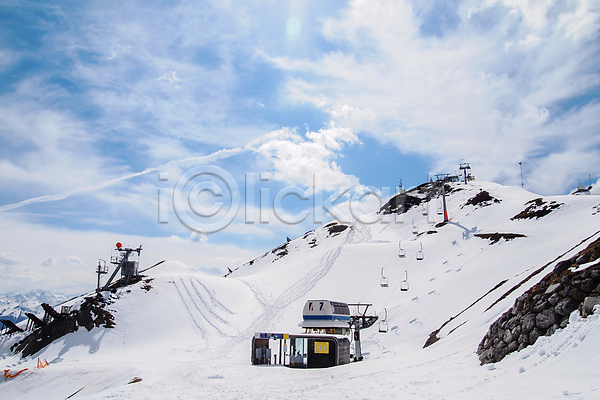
[251,300,353,369]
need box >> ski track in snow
[173,276,238,340]
[222,223,372,353]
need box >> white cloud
[253,125,359,191]
[262,0,600,194]
[0,252,23,266]
[0,213,257,294]
[61,256,83,267]
[41,258,55,267]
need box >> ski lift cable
[383,253,413,309]
[359,244,397,303]
[388,243,490,347]
[11,266,75,294]
[407,245,491,347]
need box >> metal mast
[101,242,142,291]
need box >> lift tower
[101,242,142,291]
[435,174,450,223]
[459,163,471,184]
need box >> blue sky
[1,0,599,294]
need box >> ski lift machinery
[398,241,406,258]
[379,308,389,333]
[380,268,389,287]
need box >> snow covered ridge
[478,237,600,364]
[225,221,351,277]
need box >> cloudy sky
[1,0,599,295]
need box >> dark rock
[503,329,513,344]
[576,253,590,265]
[496,341,507,350]
[511,304,520,314]
[548,293,561,306]
[533,300,550,313]
[518,342,528,351]
[507,341,519,352]
[479,348,495,365]
[582,270,591,279]
[580,279,596,293]
[522,313,536,332]
[507,316,520,330]
[536,309,557,329]
[545,283,563,294]
[530,328,545,344]
[555,299,578,316]
[569,288,586,301]
[590,269,600,281]
[581,296,600,318]
[559,316,570,329]
[518,333,529,344]
[554,260,571,274]
[511,325,521,336]
[546,324,558,336]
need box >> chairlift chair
[379,308,389,333]
[380,268,389,287]
[400,271,409,291]
[398,241,406,258]
[428,223,437,233]
[412,220,418,235]
[416,243,424,261]
[438,201,443,215]
[422,203,428,216]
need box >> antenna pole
[519,162,524,188]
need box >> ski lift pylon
[416,243,424,261]
[379,308,389,333]
[401,270,409,291]
[380,268,389,287]
[398,241,406,258]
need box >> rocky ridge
[477,236,600,364]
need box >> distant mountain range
[0,290,70,323]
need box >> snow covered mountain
[0,291,69,324]
[1,181,600,399]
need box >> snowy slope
[1,181,600,399]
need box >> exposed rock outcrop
[477,237,600,365]
[11,295,115,358]
[511,198,563,220]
